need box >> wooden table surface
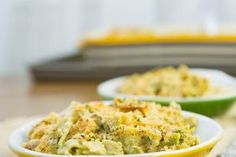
[0,75,236,157]
[0,75,100,120]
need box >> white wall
[100,0,157,28]
[0,0,83,75]
[1,0,236,75]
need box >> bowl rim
[97,68,236,103]
[9,107,223,157]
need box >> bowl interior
[9,108,223,157]
[97,68,236,102]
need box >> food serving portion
[23,98,199,155]
[97,67,236,117]
[119,65,220,98]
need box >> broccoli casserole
[24,98,199,155]
[119,65,210,97]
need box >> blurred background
[1,1,236,156]
[1,0,236,77]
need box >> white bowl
[9,105,223,157]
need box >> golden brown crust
[24,98,199,155]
